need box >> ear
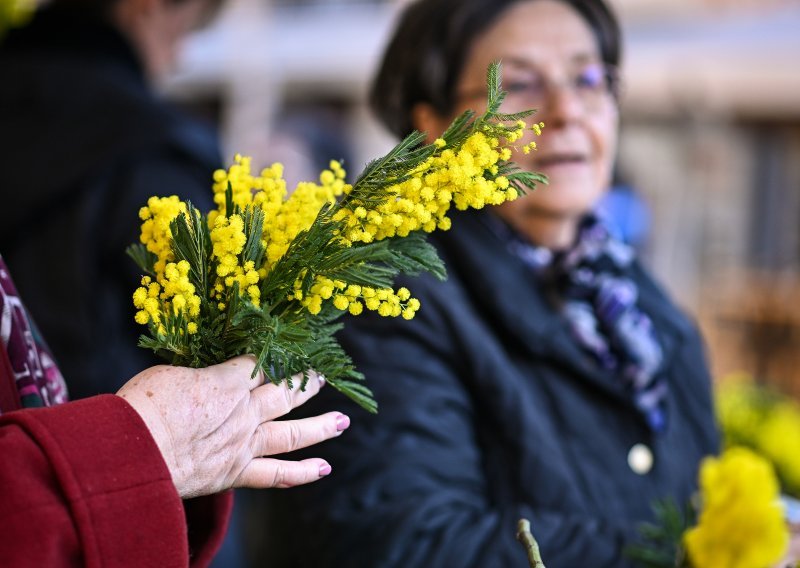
[411,103,451,144]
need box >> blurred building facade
[163,0,800,395]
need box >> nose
[540,83,584,128]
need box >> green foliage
[349,130,434,208]
[625,499,694,568]
[126,244,157,277]
[170,203,213,300]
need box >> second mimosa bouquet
[520,446,792,568]
[127,62,546,412]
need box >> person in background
[261,1,720,566]
[0,0,289,563]
[0,253,350,566]
[0,0,223,399]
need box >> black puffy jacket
[262,208,719,568]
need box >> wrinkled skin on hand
[117,356,349,499]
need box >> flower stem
[516,518,546,568]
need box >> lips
[534,153,588,167]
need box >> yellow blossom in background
[756,401,800,493]
[716,374,800,497]
[716,373,763,444]
[0,0,33,37]
[683,447,788,568]
[630,377,800,566]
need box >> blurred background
[3,0,798,564]
[162,0,800,397]
[5,0,795,394]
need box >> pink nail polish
[336,414,350,432]
[319,462,332,476]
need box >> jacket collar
[434,209,692,406]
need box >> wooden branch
[516,518,546,568]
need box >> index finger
[251,369,325,420]
[215,355,265,391]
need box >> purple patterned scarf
[493,214,667,433]
[0,255,68,414]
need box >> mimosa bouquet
[127,62,546,413]
[518,378,800,567]
[625,446,791,568]
[620,379,800,568]
[519,447,792,568]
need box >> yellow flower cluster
[135,112,539,326]
[133,276,162,325]
[717,376,800,496]
[521,121,545,154]
[716,375,762,441]
[204,155,352,313]
[135,197,204,333]
[683,447,788,568]
[208,213,262,307]
[210,155,411,318]
[211,154,346,270]
[132,261,201,334]
[295,277,420,320]
[757,402,800,493]
[138,196,187,275]
[211,213,246,274]
[263,166,346,268]
[161,260,201,320]
[335,124,539,245]
[210,155,286,224]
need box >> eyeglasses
[457,62,619,112]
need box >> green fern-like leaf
[440,109,477,149]
[347,131,433,208]
[169,203,212,300]
[387,232,447,281]
[624,499,693,568]
[126,244,157,276]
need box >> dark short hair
[370,0,621,139]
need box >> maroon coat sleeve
[0,394,232,567]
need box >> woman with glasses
[264,1,719,566]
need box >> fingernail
[318,373,326,387]
[319,462,332,476]
[336,413,350,432]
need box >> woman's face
[419,0,619,233]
